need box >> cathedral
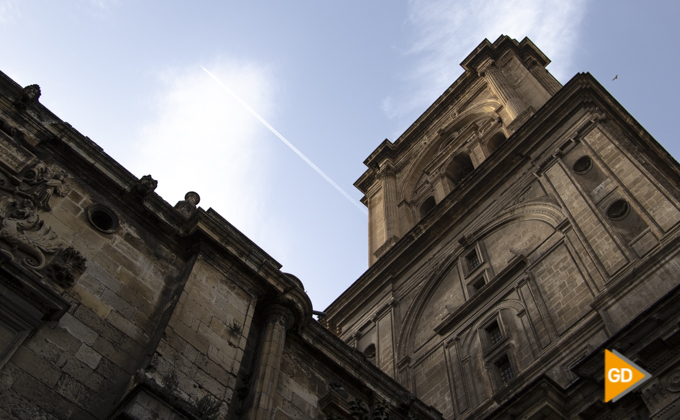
[0,36,679,420]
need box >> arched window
[419,196,436,219]
[446,153,475,185]
[485,132,507,156]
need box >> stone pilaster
[429,169,452,203]
[247,305,295,420]
[525,57,562,96]
[379,162,400,241]
[481,62,525,120]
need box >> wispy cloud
[128,59,281,247]
[383,0,588,120]
[0,0,19,22]
[79,0,118,19]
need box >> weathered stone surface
[0,35,678,420]
[75,343,103,370]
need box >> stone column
[525,57,562,96]
[481,62,524,120]
[247,305,294,420]
[430,169,452,203]
[379,162,400,242]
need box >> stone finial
[174,191,200,218]
[131,175,158,200]
[14,84,41,110]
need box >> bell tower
[328,35,680,419]
[355,36,562,265]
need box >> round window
[572,155,593,174]
[606,199,630,221]
[87,204,120,233]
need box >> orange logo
[604,349,652,402]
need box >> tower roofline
[355,36,553,195]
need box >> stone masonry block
[63,352,107,391]
[95,356,129,389]
[59,313,98,346]
[11,373,97,420]
[74,304,124,345]
[92,336,135,375]
[126,276,156,304]
[58,197,83,217]
[194,368,226,398]
[168,315,210,354]
[10,346,62,388]
[75,343,103,370]
[100,289,138,320]
[25,335,69,368]
[56,374,102,416]
[102,243,144,277]
[35,325,83,355]
[71,284,113,319]
[67,188,84,204]
[77,273,105,297]
[116,282,155,317]
[86,261,122,293]
[107,309,147,342]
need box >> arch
[419,196,436,219]
[396,203,565,360]
[468,201,566,243]
[446,153,475,185]
[485,131,507,156]
[396,253,461,359]
[399,103,501,205]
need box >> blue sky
[1,1,678,311]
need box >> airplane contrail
[201,66,367,215]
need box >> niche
[419,196,436,219]
[485,132,507,156]
[603,197,647,243]
[446,153,475,186]
[569,154,611,203]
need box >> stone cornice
[0,70,312,310]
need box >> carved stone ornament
[45,247,87,288]
[18,162,71,211]
[0,159,86,280]
[174,191,200,218]
[665,368,680,393]
[14,84,41,110]
[131,174,158,199]
[0,196,60,269]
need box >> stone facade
[0,35,678,420]
[325,36,680,419]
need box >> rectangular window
[469,276,486,295]
[496,355,514,385]
[466,250,481,270]
[485,321,503,345]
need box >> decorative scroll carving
[18,162,71,211]
[0,197,60,269]
[45,247,87,288]
[131,174,158,199]
[14,84,41,110]
[0,156,86,282]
